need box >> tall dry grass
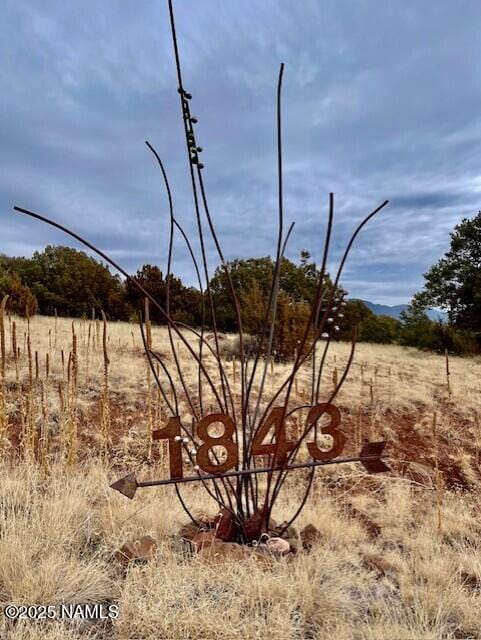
[1,457,481,639]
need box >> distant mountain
[353,299,447,322]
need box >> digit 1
[152,416,183,479]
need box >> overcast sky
[1,1,481,305]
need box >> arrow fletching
[359,441,390,474]
[110,472,138,499]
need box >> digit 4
[252,407,296,466]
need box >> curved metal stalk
[310,195,335,403]
[145,141,204,420]
[142,320,234,513]
[170,214,237,419]
[139,316,178,415]
[244,63,286,430]
[248,220,295,508]
[166,0,230,421]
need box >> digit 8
[306,402,345,461]
[195,413,239,474]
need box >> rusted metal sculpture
[13,0,391,542]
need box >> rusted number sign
[153,402,344,479]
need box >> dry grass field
[1,314,481,639]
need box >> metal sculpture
[13,0,391,542]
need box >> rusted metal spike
[110,472,138,499]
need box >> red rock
[215,508,238,541]
[242,510,265,542]
[460,571,481,590]
[191,531,217,552]
[197,541,272,567]
[300,524,322,551]
[178,522,201,541]
[194,512,218,530]
[191,531,216,550]
[114,535,157,565]
[362,554,397,576]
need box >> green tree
[13,246,129,319]
[209,254,325,332]
[337,299,373,340]
[359,314,401,344]
[274,295,312,359]
[208,254,343,358]
[399,306,476,354]
[125,264,202,326]
[399,306,435,349]
[125,264,165,322]
[238,279,266,336]
[0,271,37,317]
[413,211,481,332]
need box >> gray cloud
[1,0,481,305]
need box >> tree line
[1,210,480,356]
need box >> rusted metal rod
[142,455,386,485]
[111,442,389,498]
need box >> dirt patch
[340,406,477,490]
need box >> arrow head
[110,472,138,499]
[359,441,390,474]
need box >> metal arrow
[110,441,390,499]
